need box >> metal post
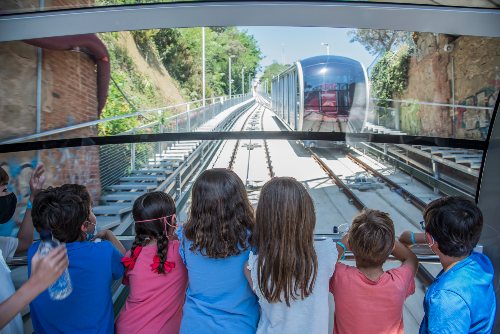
[451,56,456,138]
[131,132,136,171]
[242,67,245,95]
[177,174,182,198]
[175,115,179,132]
[431,158,440,194]
[186,104,191,132]
[202,27,206,108]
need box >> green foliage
[98,27,262,135]
[153,27,262,100]
[348,29,411,55]
[260,62,290,94]
[98,33,165,135]
[370,45,411,108]
[400,101,421,135]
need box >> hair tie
[121,245,143,285]
[150,255,176,274]
[135,214,177,236]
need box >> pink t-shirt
[115,241,187,334]
[330,262,415,334]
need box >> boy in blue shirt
[401,196,496,333]
[28,186,124,334]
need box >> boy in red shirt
[330,209,418,334]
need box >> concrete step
[96,216,122,230]
[106,184,156,191]
[101,193,142,203]
[131,169,171,175]
[119,176,165,182]
[93,204,132,216]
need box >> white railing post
[186,103,191,132]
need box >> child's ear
[81,221,89,233]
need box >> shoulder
[0,236,18,260]
[388,263,415,281]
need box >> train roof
[299,55,361,68]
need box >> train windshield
[302,57,368,132]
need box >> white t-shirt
[248,239,338,334]
[0,237,18,262]
[0,244,24,334]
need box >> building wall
[399,33,500,139]
[0,40,101,231]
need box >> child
[28,185,124,334]
[115,191,187,333]
[400,196,496,333]
[330,209,418,334]
[245,177,338,334]
[0,164,44,334]
[179,168,259,334]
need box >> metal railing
[0,94,250,145]
[369,98,494,140]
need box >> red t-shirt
[330,262,415,334]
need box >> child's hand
[29,164,46,201]
[31,245,68,292]
[95,229,112,240]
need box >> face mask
[85,222,97,242]
[0,192,17,224]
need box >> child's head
[349,209,395,268]
[184,168,253,258]
[423,196,482,257]
[59,184,96,238]
[253,177,317,306]
[0,166,9,196]
[32,186,91,243]
[131,191,176,274]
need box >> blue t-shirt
[28,240,124,334]
[178,228,259,334]
[420,252,496,334]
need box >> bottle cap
[39,230,52,241]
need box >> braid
[156,233,170,274]
[130,233,149,259]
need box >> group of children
[0,166,496,333]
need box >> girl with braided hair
[115,191,187,334]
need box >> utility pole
[202,27,206,107]
[321,42,330,56]
[228,55,235,98]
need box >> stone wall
[0,40,101,231]
[398,33,500,139]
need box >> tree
[259,62,290,94]
[348,29,411,55]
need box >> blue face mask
[85,230,96,242]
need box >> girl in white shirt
[244,177,337,334]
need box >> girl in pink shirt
[115,191,187,334]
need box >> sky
[239,26,376,74]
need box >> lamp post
[242,67,246,95]
[228,55,235,99]
[321,42,330,56]
[202,27,206,107]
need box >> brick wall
[0,40,102,230]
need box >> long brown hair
[252,177,318,306]
[184,168,254,258]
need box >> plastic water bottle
[37,230,73,300]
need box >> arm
[243,261,253,290]
[336,234,349,261]
[392,240,418,275]
[96,230,126,255]
[16,164,45,254]
[399,230,426,247]
[0,245,67,329]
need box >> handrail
[371,98,494,111]
[0,94,247,145]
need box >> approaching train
[271,55,369,133]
